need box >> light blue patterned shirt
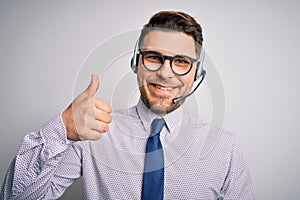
[1,99,255,199]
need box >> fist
[62,74,112,141]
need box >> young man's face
[137,30,198,116]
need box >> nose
[157,59,174,79]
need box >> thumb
[84,74,99,96]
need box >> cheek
[182,69,196,88]
[137,67,149,87]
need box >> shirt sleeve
[0,113,82,200]
[220,136,255,200]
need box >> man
[1,11,255,199]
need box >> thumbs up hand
[62,74,112,141]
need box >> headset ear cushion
[194,62,201,81]
[130,57,136,73]
[130,55,139,73]
[135,55,139,73]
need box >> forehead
[140,30,196,57]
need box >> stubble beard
[139,86,182,116]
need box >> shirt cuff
[40,112,74,158]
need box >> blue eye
[149,56,161,60]
[176,59,188,64]
[173,57,191,67]
[144,52,163,63]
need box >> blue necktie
[142,118,165,200]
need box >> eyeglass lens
[142,51,193,75]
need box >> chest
[80,147,228,199]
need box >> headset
[130,39,139,74]
[130,37,206,104]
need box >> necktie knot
[150,118,165,137]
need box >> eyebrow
[139,48,196,58]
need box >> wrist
[62,105,79,141]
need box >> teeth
[156,84,172,91]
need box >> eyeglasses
[138,50,199,76]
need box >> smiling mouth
[154,84,173,91]
[149,83,177,93]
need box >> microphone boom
[172,70,206,104]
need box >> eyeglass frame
[137,50,200,76]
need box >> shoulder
[182,111,239,159]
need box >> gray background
[0,0,299,199]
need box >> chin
[141,95,182,116]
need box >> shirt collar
[136,99,183,135]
